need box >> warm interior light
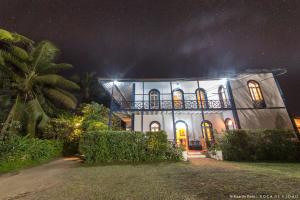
[227,119,233,126]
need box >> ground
[0,158,300,200]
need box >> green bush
[219,129,300,161]
[0,135,62,173]
[146,131,168,160]
[79,130,182,164]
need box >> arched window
[225,118,235,130]
[149,89,160,109]
[173,89,184,109]
[175,121,188,150]
[150,121,160,132]
[247,80,266,108]
[201,120,214,142]
[218,86,228,108]
[196,88,208,109]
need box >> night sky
[0,0,299,115]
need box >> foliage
[80,102,121,131]
[43,113,82,155]
[79,130,182,164]
[0,135,62,173]
[81,102,121,130]
[218,129,300,161]
[146,131,168,160]
[42,102,120,155]
[81,102,109,130]
[70,72,111,105]
[0,28,79,137]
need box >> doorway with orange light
[201,120,214,148]
[176,121,189,150]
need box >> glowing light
[221,78,227,83]
[227,119,233,126]
[113,80,119,85]
[75,123,81,127]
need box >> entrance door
[176,121,188,150]
[201,121,214,146]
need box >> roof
[97,68,287,82]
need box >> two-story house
[99,70,295,153]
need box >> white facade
[100,71,294,150]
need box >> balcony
[115,100,232,111]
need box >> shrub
[79,130,182,164]
[0,135,62,173]
[43,114,83,156]
[146,131,168,160]
[219,129,300,161]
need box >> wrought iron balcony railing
[115,100,232,111]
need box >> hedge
[0,135,63,173]
[217,129,300,161]
[79,130,182,163]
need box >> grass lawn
[12,158,299,200]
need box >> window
[149,89,160,109]
[218,86,228,108]
[150,121,160,132]
[196,88,208,109]
[176,121,188,150]
[247,80,266,108]
[225,118,235,130]
[173,89,184,109]
[201,120,214,142]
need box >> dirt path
[0,157,81,200]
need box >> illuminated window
[294,118,300,133]
[201,120,214,141]
[173,89,184,109]
[225,118,235,130]
[176,121,188,150]
[196,88,208,109]
[248,80,266,108]
[149,89,160,109]
[218,86,228,108]
[150,121,160,132]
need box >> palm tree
[0,28,79,136]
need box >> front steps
[187,151,207,159]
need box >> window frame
[224,118,235,131]
[149,121,161,132]
[195,88,208,109]
[173,89,185,109]
[201,120,214,142]
[247,80,266,108]
[149,89,160,109]
[218,85,228,108]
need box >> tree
[0,28,79,137]
[70,72,110,105]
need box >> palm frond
[0,60,23,83]
[10,45,29,61]
[35,74,80,90]
[36,93,55,115]
[0,49,29,73]
[43,88,77,109]
[55,88,78,105]
[39,63,73,74]
[26,98,49,136]
[0,29,14,41]
[11,32,34,45]
[30,41,59,72]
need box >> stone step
[187,151,206,155]
[187,154,207,158]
